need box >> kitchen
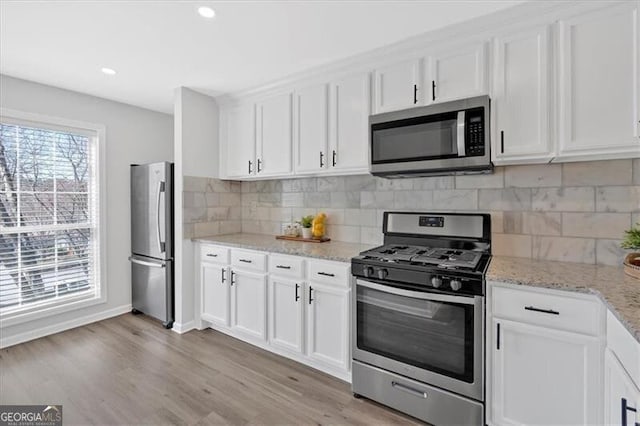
[1,1,639,425]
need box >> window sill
[0,292,106,328]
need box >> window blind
[0,121,99,313]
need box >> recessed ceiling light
[101,67,116,75]
[198,6,215,19]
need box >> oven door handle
[456,111,466,157]
[356,279,479,305]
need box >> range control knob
[377,269,388,280]
[450,279,462,291]
[431,277,442,288]
[363,267,374,278]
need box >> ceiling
[0,1,523,114]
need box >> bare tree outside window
[0,122,95,310]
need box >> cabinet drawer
[231,249,267,272]
[307,260,350,288]
[607,310,640,389]
[200,245,229,264]
[491,284,603,336]
[269,254,304,279]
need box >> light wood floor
[0,314,422,425]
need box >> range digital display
[419,216,444,227]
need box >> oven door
[352,279,484,401]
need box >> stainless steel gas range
[351,212,491,426]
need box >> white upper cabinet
[557,2,640,161]
[426,42,487,104]
[328,72,371,172]
[224,104,255,178]
[492,26,553,164]
[293,83,329,174]
[256,92,293,177]
[373,58,422,113]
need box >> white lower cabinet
[604,348,640,426]
[230,269,267,342]
[268,276,304,354]
[306,282,350,372]
[200,245,351,381]
[488,282,604,426]
[201,262,230,326]
[491,319,602,426]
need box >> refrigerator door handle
[129,256,166,268]
[156,181,166,253]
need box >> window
[0,112,103,318]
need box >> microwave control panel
[466,108,485,157]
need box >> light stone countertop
[488,256,640,344]
[193,233,369,262]
[194,233,640,344]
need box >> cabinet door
[427,42,487,104]
[201,263,229,326]
[294,83,328,174]
[373,58,421,113]
[329,72,370,172]
[268,277,304,354]
[491,319,602,426]
[230,270,267,341]
[306,283,350,371]
[224,104,255,178]
[604,349,640,426]
[256,92,292,177]
[493,26,553,164]
[557,3,640,160]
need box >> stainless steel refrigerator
[129,162,174,328]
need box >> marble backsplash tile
[186,160,639,267]
[183,176,242,239]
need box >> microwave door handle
[456,111,466,157]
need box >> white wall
[173,87,219,331]
[0,75,174,346]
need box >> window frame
[0,108,107,327]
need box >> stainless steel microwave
[369,95,492,178]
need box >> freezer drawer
[130,255,174,328]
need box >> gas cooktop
[351,212,492,296]
[360,244,484,270]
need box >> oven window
[371,114,458,163]
[356,284,474,383]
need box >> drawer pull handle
[622,398,639,426]
[391,381,427,399]
[309,286,314,305]
[496,322,501,350]
[239,259,252,264]
[276,265,291,270]
[221,268,226,283]
[206,253,218,257]
[317,272,335,277]
[295,283,300,302]
[524,306,559,315]
[230,270,236,286]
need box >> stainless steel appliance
[351,212,491,425]
[129,162,174,328]
[369,96,491,178]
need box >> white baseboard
[172,320,197,334]
[0,304,132,349]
